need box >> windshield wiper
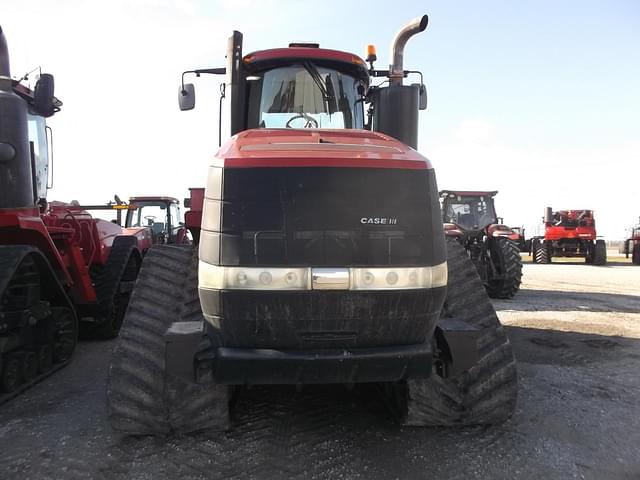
[302,61,332,104]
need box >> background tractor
[532,208,606,265]
[123,196,189,245]
[107,15,518,435]
[440,190,523,299]
[0,26,148,398]
[623,217,640,265]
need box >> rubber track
[86,243,139,339]
[633,244,640,265]
[106,245,228,435]
[0,246,77,405]
[486,238,523,299]
[403,239,518,426]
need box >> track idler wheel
[1,354,22,393]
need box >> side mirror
[183,197,191,208]
[179,83,195,111]
[34,73,56,117]
[418,84,427,110]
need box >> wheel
[84,243,141,339]
[1,354,23,393]
[398,239,518,426]
[486,238,523,299]
[37,344,54,373]
[633,244,640,265]
[592,240,607,266]
[107,246,229,435]
[22,351,38,382]
[534,241,551,264]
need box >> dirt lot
[1,261,639,480]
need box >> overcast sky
[3,0,639,239]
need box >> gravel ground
[0,262,639,480]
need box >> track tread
[106,245,228,436]
[85,243,141,339]
[403,239,518,426]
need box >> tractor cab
[440,190,498,232]
[179,31,427,149]
[240,46,369,130]
[125,196,185,244]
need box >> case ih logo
[360,217,398,225]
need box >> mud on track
[1,263,639,479]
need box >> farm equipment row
[0,25,192,399]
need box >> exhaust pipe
[0,25,11,78]
[389,15,428,86]
[544,207,553,224]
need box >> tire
[592,240,607,266]
[106,245,229,436]
[633,244,640,265]
[400,239,518,426]
[534,241,551,264]
[84,243,141,339]
[486,238,523,299]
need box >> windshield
[442,195,497,230]
[246,63,365,129]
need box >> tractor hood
[212,128,431,170]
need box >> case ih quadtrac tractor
[532,207,606,265]
[623,217,640,265]
[0,26,149,397]
[440,190,523,299]
[107,16,517,434]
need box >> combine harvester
[624,217,640,265]
[440,190,523,299]
[107,15,518,435]
[532,208,606,265]
[0,26,149,399]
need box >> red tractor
[0,26,149,396]
[440,190,523,299]
[123,196,190,245]
[107,15,518,435]
[532,208,606,265]
[623,217,640,265]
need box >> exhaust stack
[0,24,36,209]
[389,15,428,86]
[0,25,10,78]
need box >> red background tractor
[623,217,640,265]
[440,190,523,298]
[0,26,149,396]
[532,208,606,265]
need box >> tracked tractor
[532,208,606,265]
[623,217,640,265]
[107,15,518,435]
[0,26,149,398]
[440,190,523,299]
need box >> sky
[2,0,639,239]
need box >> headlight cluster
[199,262,448,291]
